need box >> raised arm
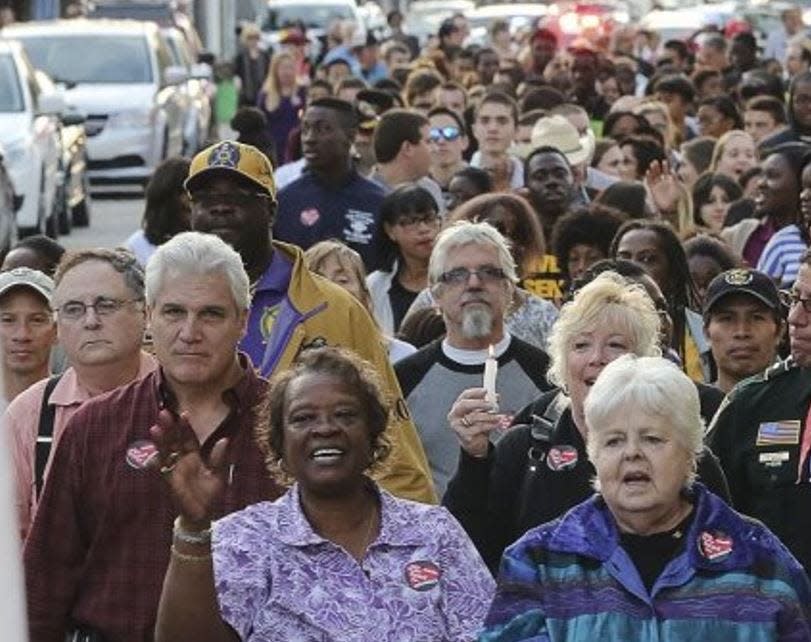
[151,409,238,642]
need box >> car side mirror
[163,65,188,85]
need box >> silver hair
[428,220,519,287]
[145,232,250,310]
[585,354,704,488]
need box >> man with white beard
[395,222,552,497]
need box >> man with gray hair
[5,248,156,539]
[24,232,283,642]
[395,221,552,497]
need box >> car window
[0,55,24,112]
[261,3,354,30]
[16,35,153,84]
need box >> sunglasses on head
[429,126,462,143]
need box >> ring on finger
[461,415,472,428]
[160,451,181,476]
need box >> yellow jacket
[259,242,437,504]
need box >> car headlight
[2,139,28,168]
[108,109,154,129]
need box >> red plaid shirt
[24,356,283,642]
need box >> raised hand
[645,159,681,216]
[448,387,510,459]
[149,409,228,528]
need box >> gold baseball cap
[185,141,277,200]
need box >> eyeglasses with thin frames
[438,266,507,286]
[784,290,811,313]
[56,297,142,321]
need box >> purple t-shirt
[239,250,292,371]
[212,483,495,641]
[742,218,776,268]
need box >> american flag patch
[756,420,801,446]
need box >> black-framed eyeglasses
[429,126,462,143]
[189,190,271,209]
[784,290,811,313]
[56,297,141,321]
[438,266,507,285]
[396,212,441,228]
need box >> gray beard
[461,305,494,339]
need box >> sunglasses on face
[429,126,462,143]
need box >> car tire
[72,168,91,227]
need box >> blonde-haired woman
[710,129,758,182]
[257,51,305,164]
[304,240,417,364]
[443,270,730,573]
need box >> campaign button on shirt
[404,560,441,591]
[547,445,578,471]
[698,530,733,561]
[125,439,159,470]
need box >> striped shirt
[756,224,808,287]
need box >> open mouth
[622,471,651,484]
[310,447,345,464]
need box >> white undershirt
[441,333,511,366]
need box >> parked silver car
[3,19,189,190]
[0,144,20,258]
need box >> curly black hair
[551,205,626,280]
[255,347,392,483]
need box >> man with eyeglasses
[708,251,811,574]
[23,233,282,642]
[185,140,436,505]
[395,221,552,497]
[4,249,156,538]
[273,98,388,272]
[427,106,468,203]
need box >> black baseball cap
[703,268,782,316]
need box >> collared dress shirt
[5,352,156,538]
[24,357,283,642]
[213,481,495,641]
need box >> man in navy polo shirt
[273,98,387,272]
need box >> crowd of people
[4,5,811,641]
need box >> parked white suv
[3,19,188,189]
[0,40,61,236]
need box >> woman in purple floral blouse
[153,346,495,641]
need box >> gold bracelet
[171,544,212,564]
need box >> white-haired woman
[444,271,729,573]
[480,355,811,641]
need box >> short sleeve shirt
[213,483,495,641]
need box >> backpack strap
[35,374,63,498]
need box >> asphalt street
[60,194,144,251]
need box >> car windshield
[260,4,354,30]
[15,35,153,84]
[0,55,24,112]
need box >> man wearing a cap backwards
[708,254,811,575]
[185,140,435,504]
[702,268,783,394]
[0,267,56,406]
